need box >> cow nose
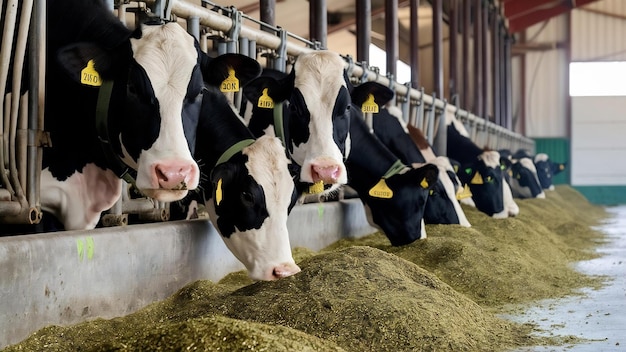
[310,161,341,184]
[271,262,302,280]
[154,161,198,190]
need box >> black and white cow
[366,105,471,227]
[242,50,351,196]
[172,53,300,281]
[345,103,439,246]
[513,150,567,191]
[498,149,545,199]
[446,120,519,218]
[39,0,207,230]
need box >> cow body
[446,120,519,218]
[242,51,352,197]
[368,106,471,227]
[346,107,439,246]
[40,0,205,230]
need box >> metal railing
[0,0,534,227]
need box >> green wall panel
[533,138,570,185]
[573,186,626,205]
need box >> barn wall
[567,0,626,203]
[571,96,626,203]
[522,17,569,138]
[571,0,626,62]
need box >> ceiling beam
[506,0,601,33]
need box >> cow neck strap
[215,139,256,166]
[272,102,287,150]
[95,79,137,187]
[382,159,407,179]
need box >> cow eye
[241,191,254,204]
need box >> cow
[513,150,567,191]
[498,149,545,199]
[241,50,352,197]
[171,53,300,281]
[345,102,439,246]
[365,105,471,227]
[446,119,519,218]
[35,0,209,231]
[244,67,438,245]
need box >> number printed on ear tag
[81,60,101,87]
[258,88,275,109]
[221,67,240,92]
[369,179,393,198]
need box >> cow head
[55,22,203,202]
[358,163,440,246]
[345,107,439,246]
[534,153,567,190]
[506,157,546,199]
[207,135,300,281]
[243,51,355,195]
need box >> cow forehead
[243,136,294,203]
[518,157,538,172]
[479,151,501,168]
[293,52,346,107]
[130,23,198,96]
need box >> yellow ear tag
[368,179,393,198]
[470,172,484,184]
[457,184,473,200]
[308,181,324,194]
[220,67,240,92]
[361,94,379,113]
[216,178,223,206]
[257,88,275,109]
[508,170,513,177]
[80,59,102,87]
[420,177,429,189]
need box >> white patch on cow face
[291,51,348,191]
[214,136,300,281]
[515,157,546,199]
[40,164,123,230]
[429,157,472,227]
[502,178,519,217]
[127,23,200,201]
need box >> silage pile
[3,186,609,352]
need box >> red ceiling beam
[505,0,601,33]
[504,0,561,20]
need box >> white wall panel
[524,17,568,137]
[572,0,626,62]
[572,96,626,185]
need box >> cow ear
[412,163,439,190]
[243,75,292,105]
[209,163,237,206]
[202,53,262,87]
[350,82,394,107]
[56,42,117,84]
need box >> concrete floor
[504,205,626,352]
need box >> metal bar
[356,0,371,64]
[409,0,419,88]
[385,0,398,80]
[432,0,443,98]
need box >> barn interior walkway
[505,205,626,352]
